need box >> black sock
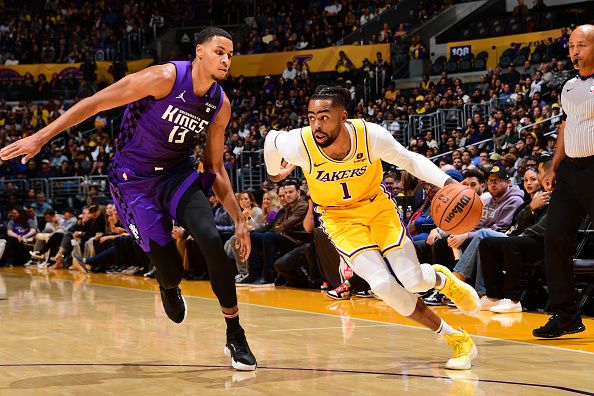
[224,310,241,335]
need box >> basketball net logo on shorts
[161,105,210,144]
[444,195,471,223]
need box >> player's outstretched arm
[205,96,250,262]
[0,64,176,164]
[368,122,453,187]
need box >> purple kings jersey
[113,61,224,175]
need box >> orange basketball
[430,183,483,234]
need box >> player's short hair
[463,169,485,183]
[195,27,232,46]
[310,85,351,110]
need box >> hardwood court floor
[0,267,593,395]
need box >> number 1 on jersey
[340,182,352,200]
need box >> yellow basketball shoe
[433,264,480,316]
[444,329,478,370]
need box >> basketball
[430,183,483,234]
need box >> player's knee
[366,271,418,316]
[398,267,428,293]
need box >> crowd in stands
[0,0,154,65]
[1,7,590,314]
[1,0,450,65]
[235,0,453,55]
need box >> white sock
[435,319,458,337]
[435,272,446,290]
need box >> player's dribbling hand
[235,222,251,262]
[0,134,45,164]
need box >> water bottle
[398,205,404,221]
[406,205,412,221]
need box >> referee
[533,25,594,338]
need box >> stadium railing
[428,113,561,162]
[437,108,465,132]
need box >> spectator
[238,179,308,286]
[335,51,354,80]
[149,9,165,37]
[3,206,37,266]
[480,157,553,313]
[109,56,129,82]
[282,62,297,80]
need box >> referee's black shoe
[532,314,585,338]
[160,286,186,324]
[224,328,257,371]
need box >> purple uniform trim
[109,61,224,252]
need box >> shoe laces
[447,332,470,358]
[163,287,181,299]
[444,279,467,303]
[498,298,514,306]
[333,281,351,294]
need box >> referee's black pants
[545,157,594,318]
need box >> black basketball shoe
[224,328,257,371]
[159,286,186,324]
[532,314,585,338]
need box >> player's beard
[315,124,340,148]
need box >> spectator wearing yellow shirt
[335,51,354,80]
[384,82,399,104]
[419,74,434,95]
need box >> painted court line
[3,271,594,357]
[0,363,591,395]
[269,324,397,332]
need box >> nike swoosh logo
[370,194,377,202]
[567,88,574,92]
[313,162,327,167]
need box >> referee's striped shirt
[561,74,594,158]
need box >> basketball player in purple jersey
[0,28,256,371]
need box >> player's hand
[444,177,458,186]
[235,221,251,262]
[0,134,45,164]
[426,228,441,246]
[277,162,297,180]
[447,234,467,248]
